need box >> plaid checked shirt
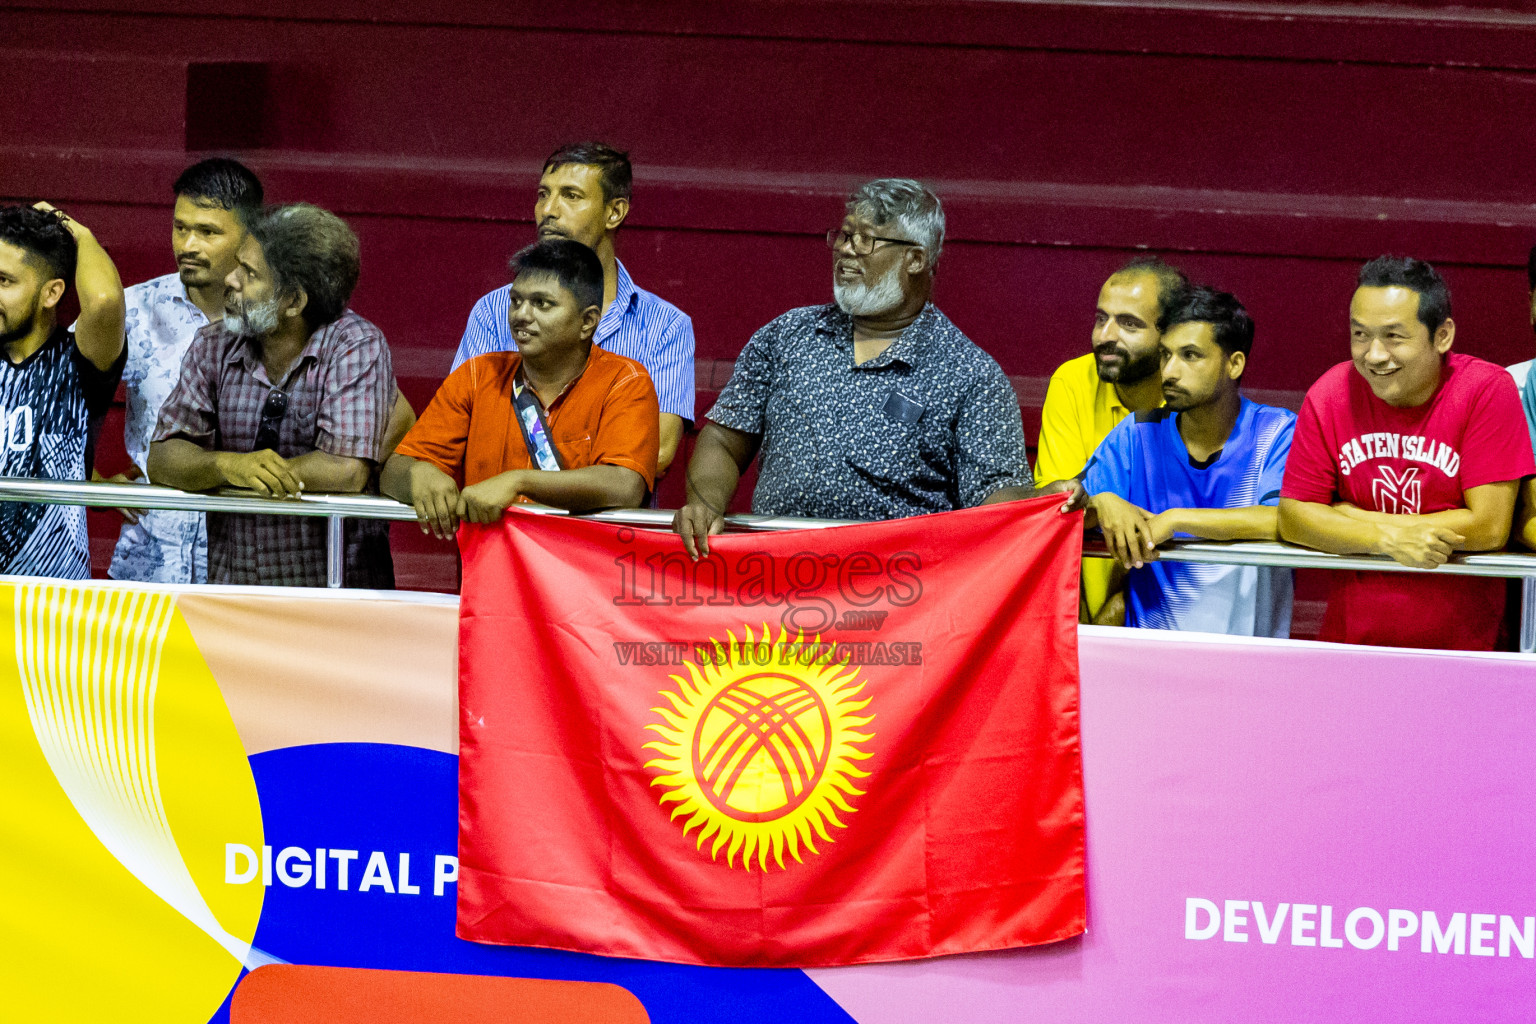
[153,309,396,587]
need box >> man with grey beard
[673,178,1077,556]
[148,203,397,587]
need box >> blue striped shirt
[450,259,696,420]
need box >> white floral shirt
[109,272,209,583]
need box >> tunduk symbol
[645,625,875,870]
[692,674,833,824]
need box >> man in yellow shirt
[1036,257,1188,622]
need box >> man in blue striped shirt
[451,142,695,477]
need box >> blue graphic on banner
[212,742,855,1023]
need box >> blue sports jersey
[1083,397,1297,637]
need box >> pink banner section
[812,628,1536,1022]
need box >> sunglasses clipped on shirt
[254,388,289,452]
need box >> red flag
[456,498,1086,967]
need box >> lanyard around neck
[511,373,564,472]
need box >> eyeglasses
[254,388,289,452]
[825,228,922,257]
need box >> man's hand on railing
[91,468,144,524]
[1377,520,1465,570]
[402,460,461,540]
[459,472,526,525]
[1327,500,1467,569]
[1091,492,1160,569]
[674,500,726,561]
[214,451,305,499]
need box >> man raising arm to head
[0,203,126,579]
[1278,256,1533,650]
[382,239,658,537]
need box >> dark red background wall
[6,0,1536,599]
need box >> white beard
[833,264,905,317]
[225,295,283,339]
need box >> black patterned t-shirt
[0,327,125,578]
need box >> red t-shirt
[1281,353,1535,650]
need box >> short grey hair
[846,178,944,267]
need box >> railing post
[1522,578,1536,655]
[326,515,345,589]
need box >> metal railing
[2,476,1533,650]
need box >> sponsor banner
[815,629,1536,1021]
[2,578,1533,1021]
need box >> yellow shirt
[1035,352,1153,617]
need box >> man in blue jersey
[451,142,694,478]
[1083,286,1296,636]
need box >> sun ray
[643,625,877,871]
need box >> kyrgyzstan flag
[455,498,1085,968]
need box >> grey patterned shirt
[707,302,1030,520]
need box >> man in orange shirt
[382,239,659,537]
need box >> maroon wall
[5,0,1536,594]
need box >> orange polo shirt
[396,346,660,491]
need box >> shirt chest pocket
[286,402,320,447]
[553,433,593,469]
[844,397,948,483]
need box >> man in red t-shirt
[1279,256,1535,650]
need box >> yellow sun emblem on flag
[644,626,875,871]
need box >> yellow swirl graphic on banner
[644,626,874,870]
[0,583,266,1022]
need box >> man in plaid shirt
[148,202,396,587]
